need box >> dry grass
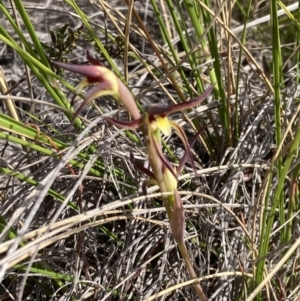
[0,0,300,300]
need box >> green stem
[271,0,285,243]
[285,161,300,241]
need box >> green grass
[0,0,299,300]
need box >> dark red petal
[130,150,155,179]
[177,124,207,174]
[147,105,169,116]
[84,82,114,102]
[68,83,114,126]
[52,61,105,82]
[170,190,185,243]
[117,79,141,120]
[103,116,143,129]
[166,85,214,116]
[171,121,197,174]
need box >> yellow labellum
[75,78,90,94]
[154,115,172,136]
[101,67,120,98]
[163,166,178,194]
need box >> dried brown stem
[177,241,207,301]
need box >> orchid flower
[105,85,213,241]
[53,50,141,124]
[54,52,213,301]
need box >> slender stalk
[13,0,49,66]
[235,0,252,142]
[151,0,194,97]
[178,242,207,301]
[297,0,300,83]
[199,0,230,145]
[285,161,300,241]
[123,0,187,102]
[255,114,300,299]
[146,127,208,301]
[271,0,285,243]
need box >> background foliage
[0,0,299,300]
